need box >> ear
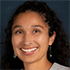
[49,31,56,45]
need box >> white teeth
[21,47,37,53]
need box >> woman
[1,1,70,70]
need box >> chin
[20,56,38,64]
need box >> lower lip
[20,48,38,55]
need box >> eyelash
[15,31,22,34]
[14,29,41,34]
[33,30,41,33]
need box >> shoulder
[49,62,70,70]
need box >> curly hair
[1,1,70,69]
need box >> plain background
[0,0,70,67]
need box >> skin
[12,12,56,70]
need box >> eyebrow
[12,25,44,30]
[12,25,22,30]
[31,25,44,29]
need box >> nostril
[20,48,21,50]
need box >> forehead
[12,12,48,28]
[14,12,45,21]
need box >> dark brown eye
[33,30,40,33]
[15,31,22,34]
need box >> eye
[33,30,40,33]
[15,31,22,34]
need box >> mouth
[20,47,38,55]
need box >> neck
[23,55,52,70]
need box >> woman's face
[12,12,55,64]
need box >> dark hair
[1,1,70,69]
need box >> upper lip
[20,47,38,49]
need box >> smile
[20,47,38,55]
[21,47,37,52]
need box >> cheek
[34,33,49,57]
[12,35,22,48]
[35,33,49,48]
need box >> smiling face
[12,12,55,64]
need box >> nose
[23,33,33,46]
